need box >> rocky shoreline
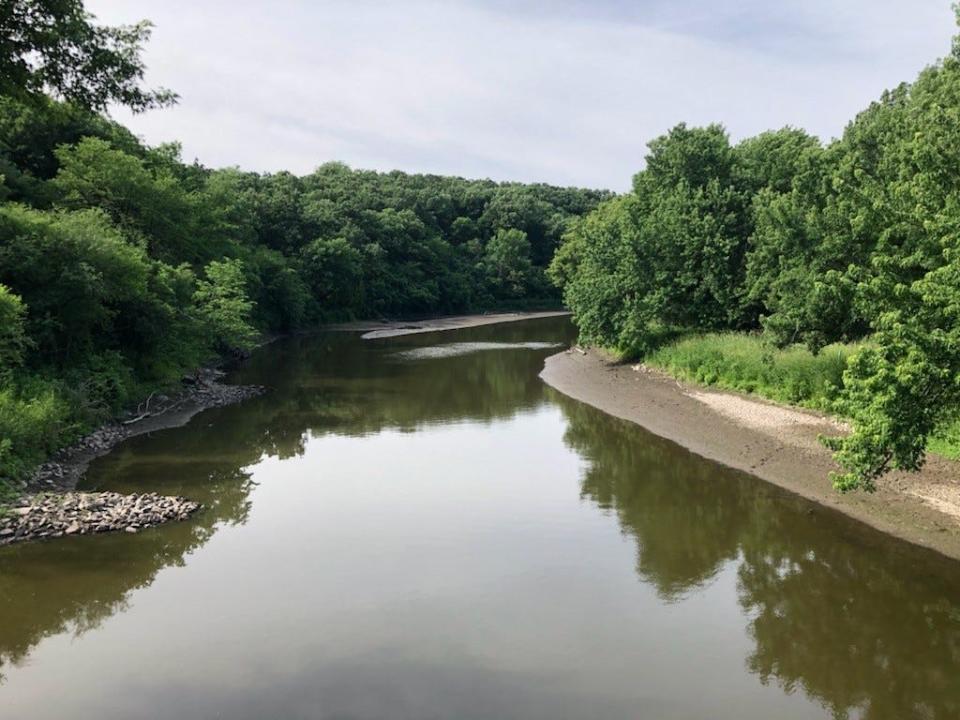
[0,492,200,546]
[28,367,264,493]
[1,367,264,548]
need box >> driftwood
[121,392,156,425]
[120,391,189,425]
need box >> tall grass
[645,333,863,411]
[645,332,960,460]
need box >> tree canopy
[0,82,606,488]
[552,12,960,490]
[0,0,176,111]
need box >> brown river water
[1,316,958,719]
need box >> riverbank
[2,312,561,546]
[27,368,264,494]
[0,369,263,547]
[332,311,571,339]
[540,347,960,561]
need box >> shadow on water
[0,315,958,720]
[552,389,960,720]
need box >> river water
[1,316,958,719]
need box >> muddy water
[0,317,958,719]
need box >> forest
[0,2,609,493]
[4,1,960,495]
[551,19,960,491]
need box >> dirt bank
[540,348,960,561]
[332,311,571,339]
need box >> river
[1,316,958,719]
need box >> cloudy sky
[86,0,956,190]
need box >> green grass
[0,377,90,497]
[645,332,863,411]
[645,331,960,461]
[0,356,173,499]
[929,419,960,461]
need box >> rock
[0,491,201,547]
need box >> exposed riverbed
[541,347,960,561]
[1,316,958,719]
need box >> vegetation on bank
[642,332,960,460]
[6,0,960,497]
[0,1,609,494]
[644,333,860,411]
[551,11,960,491]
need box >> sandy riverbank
[541,347,960,561]
[332,311,571,339]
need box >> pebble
[0,492,201,547]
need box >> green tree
[0,204,150,365]
[0,284,29,368]
[300,237,362,315]
[193,259,257,353]
[484,228,533,299]
[826,250,960,490]
[0,0,176,111]
[52,137,233,264]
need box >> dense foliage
[0,8,608,491]
[1,0,176,111]
[552,17,960,490]
[5,0,959,495]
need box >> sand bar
[331,311,571,339]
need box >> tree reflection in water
[0,318,576,682]
[555,390,960,720]
[1,315,958,720]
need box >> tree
[555,124,753,355]
[193,259,257,353]
[732,127,821,195]
[484,228,533,299]
[0,204,150,365]
[53,137,229,263]
[0,284,29,369]
[825,249,960,491]
[0,0,176,111]
[300,237,362,315]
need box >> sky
[86,0,956,191]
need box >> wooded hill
[0,2,608,490]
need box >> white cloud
[86,0,956,190]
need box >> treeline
[0,4,608,490]
[551,19,960,490]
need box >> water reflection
[554,391,960,720]
[0,319,576,684]
[0,316,958,720]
